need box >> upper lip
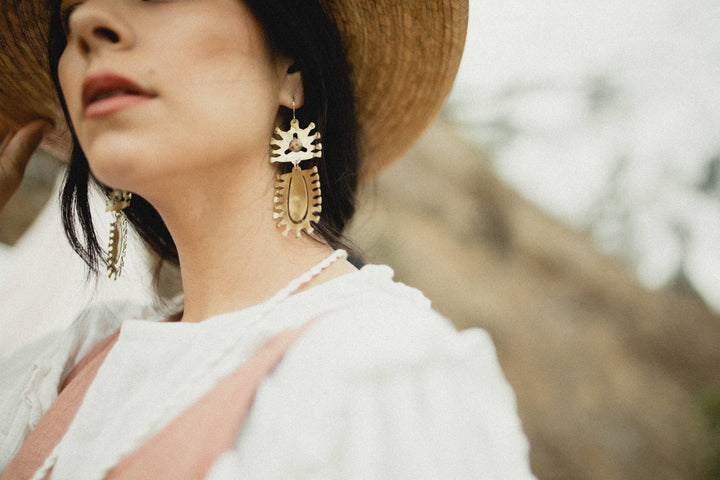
[82,70,154,111]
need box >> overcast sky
[449,0,720,310]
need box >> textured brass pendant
[105,189,132,279]
[270,117,323,238]
[273,165,322,237]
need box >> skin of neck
[139,137,356,323]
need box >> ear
[277,60,304,110]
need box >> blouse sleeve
[205,306,536,480]
[333,328,535,479]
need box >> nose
[67,2,134,56]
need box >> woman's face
[58,0,294,194]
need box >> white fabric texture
[0,265,535,479]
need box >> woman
[0,0,535,478]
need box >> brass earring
[105,189,132,280]
[270,102,322,238]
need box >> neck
[143,160,354,323]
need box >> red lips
[81,71,155,118]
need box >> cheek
[160,43,281,156]
[57,52,83,126]
[170,82,278,168]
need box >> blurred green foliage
[699,391,720,479]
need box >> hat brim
[0,0,468,180]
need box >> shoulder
[0,301,147,470]
[228,266,535,478]
[284,264,492,376]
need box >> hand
[0,119,51,212]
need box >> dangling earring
[270,101,322,238]
[105,189,132,280]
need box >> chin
[88,151,155,192]
[83,137,161,188]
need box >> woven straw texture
[0,0,468,177]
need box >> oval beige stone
[287,168,309,223]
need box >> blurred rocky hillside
[2,118,719,479]
[349,118,720,479]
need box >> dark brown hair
[47,0,360,275]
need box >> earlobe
[279,64,304,110]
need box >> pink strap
[2,323,309,480]
[106,323,309,479]
[1,330,121,480]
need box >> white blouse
[0,264,535,479]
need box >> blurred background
[2,1,720,478]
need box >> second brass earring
[105,189,132,280]
[270,113,323,238]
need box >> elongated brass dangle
[273,165,321,237]
[270,106,323,238]
[105,189,132,280]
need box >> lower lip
[84,94,153,118]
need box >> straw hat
[0,0,468,179]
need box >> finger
[0,120,51,178]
